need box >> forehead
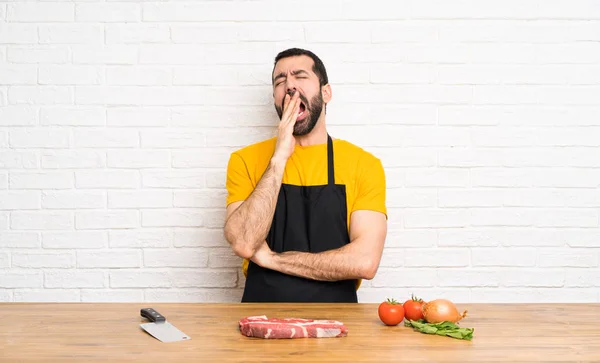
[272,55,315,77]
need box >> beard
[275,90,323,136]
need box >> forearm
[224,157,286,259]
[268,242,373,281]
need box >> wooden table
[2,303,599,362]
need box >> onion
[422,299,467,323]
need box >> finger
[282,94,300,125]
[281,92,299,119]
[284,97,301,126]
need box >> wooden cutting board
[1,302,599,362]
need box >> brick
[144,248,208,268]
[0,290,10,302]
[7,46,69,64]
[371,23,437,42]
[371,64,436,84]
[109,270,171,288]
[504,189,600,208]
[42,150,105,169]
[438,229,503,247]
[0,24,38,44]
[358,288,471,304]
[8,86,73,105]
[76,211,140,230]
[109,229,171,248]
[500,269,565,287]
[208,248,242,268]
[42,190,106,210]
[107,66,171,86]
[0,65,37,85]
[537,248,598,267]
[140,130,205,148]
[11,211,73,230]
[170,270,237,288]
[0,232,41,248]
[142,170,205,189]
[173,190,226,208]
[437,269,500,287]
[74,128,139,148]
[0,272,43,288]
[10,129,69,148]
[141,43,275,66]
[39,66,103,85]
[172,66,237,86]
[75,170,139,189]
[7,3,74,22]
[335,85,471,105]
[107,107,169,127]
[12,252,75,268]
[473,85,538,105]
[142,210,204,227]
[107,150,170,169]
[373,148,437,168]
[370,268,436,288]
[39,25,103,44]
[9,171,73,189]
[471,168,534,188]
[439,189,504,208]
[566,230,600,248]
[471,288,598,303]
[384,229,437,248]
[43,231,106,249]
[0,151,38,169]
[106,24,170,44]
[306,22,370,43]
[0,191,40,210]
[13,289,80,302]
[439,65,568,85]
[540,86,600,106]
[172,149,234,169]
[438,148,503,167]
[108,190,172,209]
[45,270,105,288]
[72,45,137,64]
[0,172,7,188]
[203,209,225,228]
[472,248,536,267]
[239,23,305,42]
[470,208,535,227]
[0,252,9,268]
[378,249,404,268]
[533,209,598,228]
[405,168,469,187]
[404,248,470,267]
[205,128,275,148]
[171,106,274,128]
[78,250,141,268]
[386,189,436,208]
[75,3,140,22]
[403,209,469,229]
[565,269,600,287]
[0,106,38,126]
[171,25,239,44]
[173,228,226,248]
[536,43,600,64]
[81,289,143,302]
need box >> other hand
[272,91,300,163]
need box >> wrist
[269,156,287,173]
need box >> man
[223,48,387,303]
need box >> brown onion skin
[422,299,468,323]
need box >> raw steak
[239,315,348,339]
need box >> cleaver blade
[140,308,191,343]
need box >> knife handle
[141,308,166,323]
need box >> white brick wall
[1,0,599,304]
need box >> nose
[286,84,297,96]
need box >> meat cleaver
[140,308,191,343]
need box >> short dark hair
[273,48,329,87]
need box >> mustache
[282,90,309,111]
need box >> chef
[223,48,388,303]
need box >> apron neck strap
[327,134,334,185]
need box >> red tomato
[403,295,426,321]
[378,298,405,326]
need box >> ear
[321,84,332,104]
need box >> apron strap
[327,134,334,186]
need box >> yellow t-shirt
[225,136,387,290]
